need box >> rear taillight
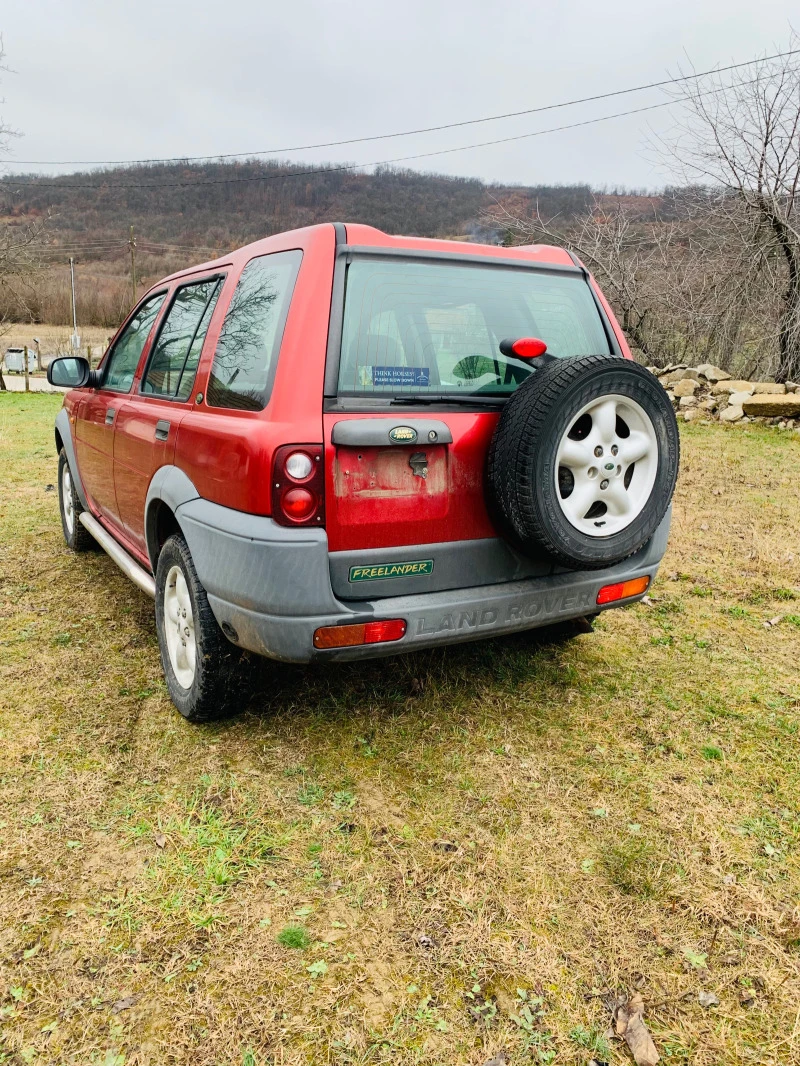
[272,445,325,527]
[596,575,650,605]
[313,619,407,649]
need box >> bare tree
[486,191,758,369]
[665,41,800,381]
[490,196,666,359]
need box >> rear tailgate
[323,247,616,600]
[323,410,552,599]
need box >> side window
[142,278,222,400]
[207,250,302,412]
[102,293,166,392]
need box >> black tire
[58,449,95,552]
[487,355,679,571]
[155,534,250,722]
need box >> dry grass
[1,393,800,1066]
[1,323,112,362]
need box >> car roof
[153,222,575,291]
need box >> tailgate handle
[105,408,115,425]
[154,419,170,442]
[331,418,453,447]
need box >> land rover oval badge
[389,425,417,444]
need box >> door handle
[155,420,170,442]
[105,408,115,425]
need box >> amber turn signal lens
[596,575,650,605]
[313,619,407,649]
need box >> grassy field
[1,393,799,1066]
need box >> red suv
[48,223,679,721]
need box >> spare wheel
[487,354,679,571]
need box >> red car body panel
[73,391,126,526]
[173,224,334,515]
[64,222,632,564]
[113,396,183,554]
[322,411,500,551]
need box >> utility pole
[129,225,137,305]
[69,257,80,351]
[23,345,30,392]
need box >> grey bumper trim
[198,507,671,663]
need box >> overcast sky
[1,0,797,189]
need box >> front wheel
[155,534,249,722]
[58,449,95,552]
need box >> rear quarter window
[207,250,302,411]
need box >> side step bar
[79,511,156,599]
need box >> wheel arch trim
[144,466,201,573]
[55,408,90,511]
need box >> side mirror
[499,337,548,359]
[47,356,92,388]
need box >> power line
[0,92,756,192]
[6,47,799,168]
[3,63,795,195]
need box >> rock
[695,363,731,382]
[684,408,703,422]
[742,394,800,418]
[655,363,688,377]
[662,370,687,387]
[728,391,754,408]
[785,381,798,392]
[720,405,744,422]
[752,382,786,394]
[480,1053,509,1066]
[673,378,700,397]
[710,380,755,395]
[679,368,704,383]
[679,395,698,407]
[700,398,718,411]
[698,991,720,1008]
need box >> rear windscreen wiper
[389,394,507,407]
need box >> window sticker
[363,366,431,387]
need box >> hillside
[0,160,599,325]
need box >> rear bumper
[176,497,671,664]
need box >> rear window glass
[207,250,302,411]
[337,258,611,396]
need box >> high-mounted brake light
[272,444,325,527]
[313,619,407,649]
[596,575,650,605]
[499,336,548,359]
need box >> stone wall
[650,364,800,431]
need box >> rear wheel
[155,534,249,722]
[58,449,94,552]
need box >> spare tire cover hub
[555,393,658,537]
